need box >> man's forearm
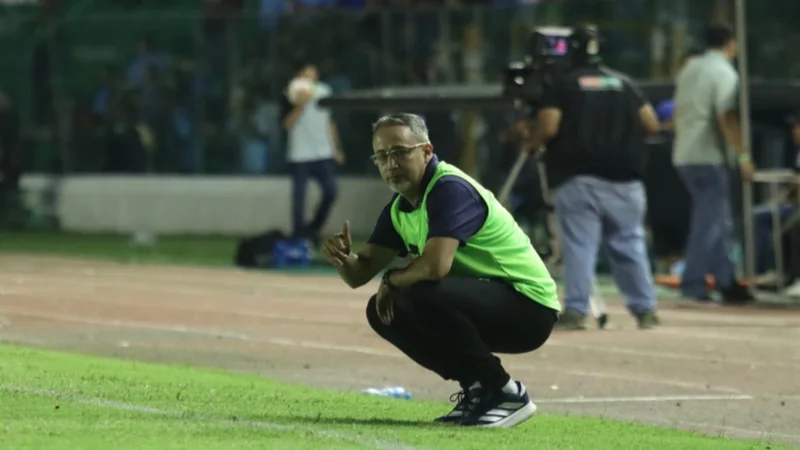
[388,255,447,288]
[328,121,342,152]
[282,104,305,130]
[720,114,747,156]
[526,127,552,153]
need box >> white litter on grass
[0,385,421,450]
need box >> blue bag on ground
[272,239,313,268]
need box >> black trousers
[366,277,559,391]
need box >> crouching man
[322,113,561,428]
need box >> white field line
[535,394,754,404]
[0,290,362,326]
[0,308,746,394]
[3,274,798,347]
[0,374,780,444]
[0,260,786,326]
[0,271,368,299]
[2,253,798,306]
[543,340,800,369]
[0,265,798,326]
[0,263,367,292]
[0,284,366,311]
[256,338,748,394]
[4,297,794,370]
[636,416,800,444]
[0,385,420,450]
[3,286,798,347]
[0,346,756,410]
[652,327,800,347]
[0,307,251,340]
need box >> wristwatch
[382,269,401,291]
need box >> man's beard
[388,180,413,194]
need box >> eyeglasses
[370,143,428,166]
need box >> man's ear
[424,143,434,158]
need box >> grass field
[0,231,239,266]
[0,344,784,450]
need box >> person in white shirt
[672,23,755,304]
[281,61,345,245]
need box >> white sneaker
[459,382,537,428]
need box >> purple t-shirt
[367,156,488,256]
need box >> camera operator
[526,24,662,330]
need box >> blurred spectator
[792,115,800,171]
[337,0,376,9]
[139,65,168,130]
[753,186,799,275]
[230,87,272,175]
[91,66,122,122]
[103,101,153,174]
[158,90,198,174]
[460,24,489,84]
[0,91,21,194]
[748,117,800,275]
[238,42,272,97]
[204,0,245,79]
[258,0,290,31]
[297,0,337,9]
[204,0,245,34]
[126,36,168,89]
[30,16,55,128]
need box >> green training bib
[390,161,561,312]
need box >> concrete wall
[18,174,392,237]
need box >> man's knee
[402,280,441,307]
[366,282,438,326]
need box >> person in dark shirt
[527,24,662,330]
[320,113,560,428]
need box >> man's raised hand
[322,221,352,268]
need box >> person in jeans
[672,23,756,304]
[281,61,345,245]
[528,24,662,329]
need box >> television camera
[502,26,579,109]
